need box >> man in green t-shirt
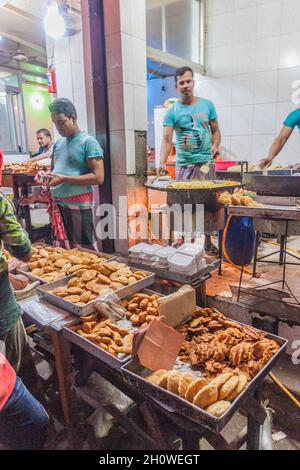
[21,99,105,249]
[259,108,300,170]
[0,193,32,371]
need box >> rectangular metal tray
[121,326,287,432]
[62,289,164,369]
[37,268,156,316]
[16,248,116,284]
[128,259,220,284]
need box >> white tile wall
[205,0,300,163]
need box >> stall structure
[15,244,287,451]
[1,170,49,241]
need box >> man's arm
[210,119,221,157]
[24,154,48,165]
[259,125,293,169]
[0,197,32,261]
[158,125,173,175]
[49,157,104,187]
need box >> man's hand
[259,157,272,169]
[156,166,168,177]
[19,195,37,206]
[211,143,219,158]
[292,163,300,170]
[48,174,65,187]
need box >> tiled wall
[46,32,88,133]
[196,0,300,164]
[103,0,148,253]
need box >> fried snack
[81,270,98,283]
[110,282,125,291]
[67,278,79,288]
[97,274,111,285]
[185,378,208,403]
[86,279,109,294]
[79,313,98,322]
[80,291,92,303]
[205,401,231,417]
[209,373,233,390]
[166,371,181,394]
[226,374,248,402]
[67,287,83,295]
[178,373,195,399]
[63,295,81,303]
[108,323,129,336]
[218,375,239,400]
[193,384,218,409]
[147,370,169,386]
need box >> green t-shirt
[284,108,300,131]
[0,194,31,333]
[51,131,104,206]
[163,98,217,167]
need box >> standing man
[25,128,54,165]
[158,66,221,254]
[47,98,105,250]
[0,192,32,372]
[259,108,300,170]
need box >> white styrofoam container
[156,246,177,260]
[168,252,197,275]
[142,244,162,256]
[177,243,205,270]
[128,243,149,254]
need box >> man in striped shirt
[0,193,32,371]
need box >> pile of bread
[218,190,262,207]
[50,261,148,305]
[147,369,248,417]
[27,245,110,283]
[67,312,133,356]
[121,292,161,326]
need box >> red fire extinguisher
[47,65,57,94]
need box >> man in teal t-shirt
[259,107,300,170]
[47,98,105,249]
[158,66,221,254]
[158,66,221,175]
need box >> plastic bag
[76,372,133,439]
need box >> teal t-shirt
[163,98,217,167]
[51,131,104,204]
[284,108,300,131]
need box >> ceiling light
[43,1,65,39]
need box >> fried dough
[193,384,218,409]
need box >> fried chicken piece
[206,320,223,331]
[205,360,228,375]
[252,339,279,360]
[176,324,189,335]
[218,318,243,330]
[215,328,245,347]
[188,326,210,336]
[229,342,254,366]
[199,333,215,343]
[238,360,261,380]
[190,317,213,328]
[243,326,266,342]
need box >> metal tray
[121,327,287,432]
[128,259,220,284]
[62,289,163,369]
[37,268,156,316]
[16,247,115,284]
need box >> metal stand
[238,220,300,306]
